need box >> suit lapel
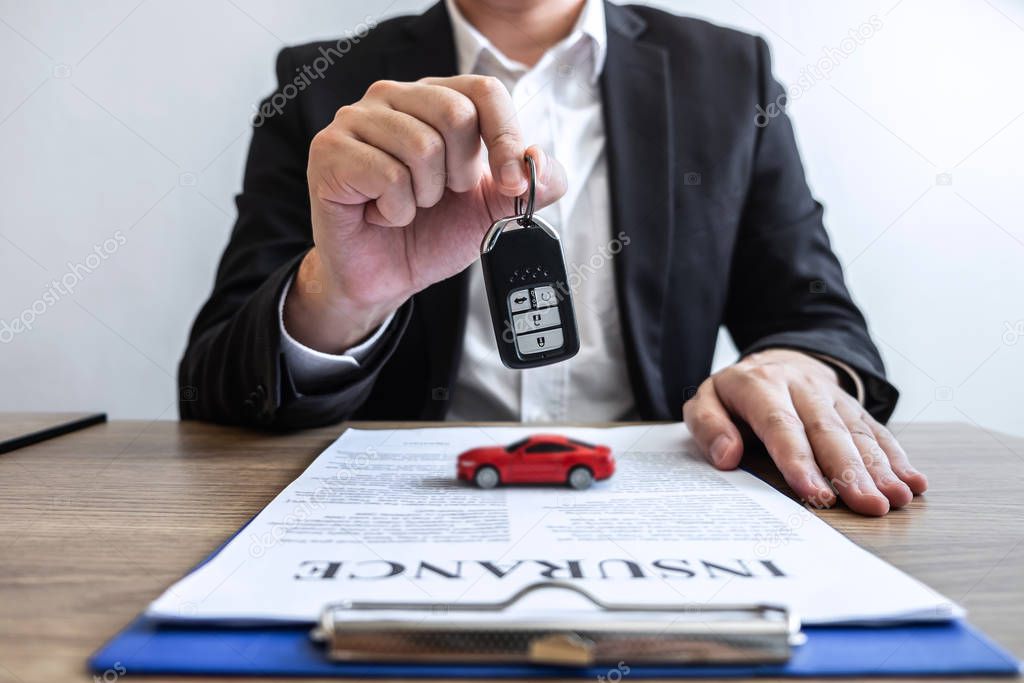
[601,3,674,418]
[384,2,458,80]
[382,2,469,418]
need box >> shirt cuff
[808,352,866,405]
[278,275,395,394]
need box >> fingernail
[710,435,732,466]
[869,494,891,514]
[500,160,523,190]
[818,486,837,507]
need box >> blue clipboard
[90,616,1019,678]
[90,510,1021,677]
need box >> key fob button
[508,289,532,313]
[532,285,557,308]
[481,211,578,368]
[515,328,564,355]
[512,307,561,334]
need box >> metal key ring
[514,154,536,225]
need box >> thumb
[525,145,567,210]
[483,145,567,219]
[683,382,744,470]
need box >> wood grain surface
[0,418,1021,682]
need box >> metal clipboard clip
[312,581,805,667]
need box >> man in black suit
[180,0,927,515]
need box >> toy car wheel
[567,466,594,490]
[474,466,500,489]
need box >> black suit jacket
[179,2,898,429]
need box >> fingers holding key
[309,133,417,228]
[521,144,567,212]
[420,75,528,195]
[362,79,485,194]
[338,104,448,209]
[359,75,547,201]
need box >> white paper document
[147,423,958,626]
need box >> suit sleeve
[723,37,899,422]
[178,48,410,429]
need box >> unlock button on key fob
[512,307,561,334]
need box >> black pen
[0,413,107,454]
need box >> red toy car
[457,435,615,490]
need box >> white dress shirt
[278,0,863,414]
[280,0,636,421]
[445,0,637,422]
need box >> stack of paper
[147,424,959,626]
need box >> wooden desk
[0,418,1021,682]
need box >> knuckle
[743,350,774,367]
[872,422,896,444]
[309,128,340,160]
[717,365,742,383]
[682,397,695,419]
[380,161,408,186]
[489,126,521,152]
[748,363,783,383]
[731,369,762,390]
[333,104,357,122]
[851,414,874,432]
[803,415,846,437]
[692,408,720,427]
[850,421,876,442]
[804,372,831,391]
[763,409,802,433]
[438,96,476,130]
[697,376,717,393]
[309,129,328,154]
[862,442,887,467]
[471,75,505,99]
[683,380,717,418]
[406,131,443,159]
[366,79,398,97]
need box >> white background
[1,0,1021,437]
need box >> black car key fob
[480,156,579,369]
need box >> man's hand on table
[683,349,928,516]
